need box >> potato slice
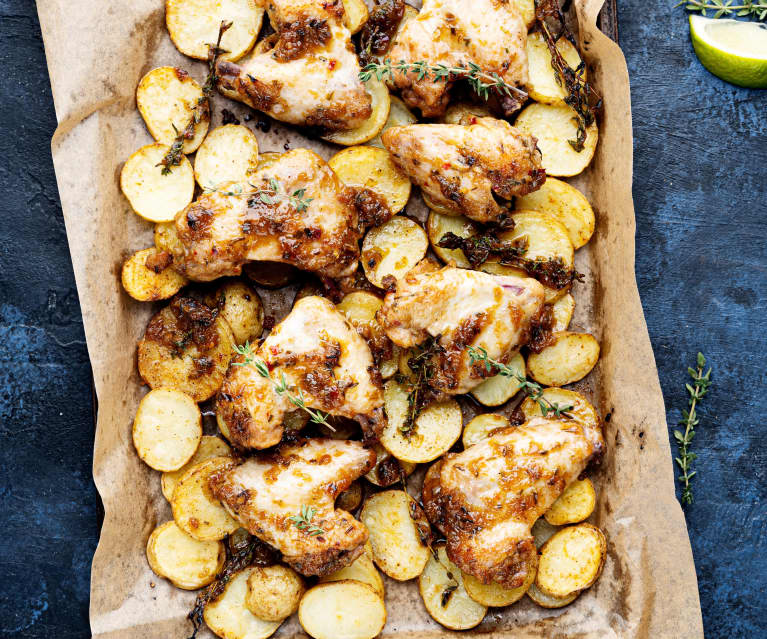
[544,478,596,526]
[154,221,184,255]
[462,413,510,449]
[515,177,595,249]
[336,291,398,377]
[194,124,260,189]
[526,582,579,608]
[121,144,195,222]
[122,247,187,302]
[162,435,232,501]
[532,517,559,549]
[362,216,428,288]
[298,581,386,639]
[136,66,209,153]
[369,96,417,148]
[526,31,585,105]
[527,331,600,386]
[204,567,283,639]
[171,456,240,541]
[323,77,390,146]
[245,565,305,621]
[426,211,479,268]
[133,388,201,472]
[463,553,537,607]
[364,443,416,487]
[320,552,385,598]
[513,0,535,27]
[361,490,431,581]
[244,261,298,288]
[536,524,606,598]
[329,146,411,215]
[342,0,369,33]
[441,103,493,125]
[146,520,225,590]
[514,103,598,177]
[550,293,575,332]
[419,546,487,630]
[381,380,462,463]
[206,281,264,345]
[335,480,363,511]
[520,388,599,431]
[166,0,263,61]
[469,352,525,407]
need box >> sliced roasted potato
[194,124,260,189]
[133,388,201,472]
[419,546,487,630]
[520,388,599,431]
[146,520,225,590]
[527,331,600,386]
[441,103,493,125]
[323,77,390,146]
[166,0,263,61]
[298,580,386,639]
[514,103,598,177]
[362,216,428,288]
[427,211,479,268]
[206,281,264,345]
[532,517,559,549]
[462,413,510,449]
[544,478,596,526]
[515,177,595,249]
[369,96,418,148]
[122,247,187,302]
[121,144,195,222]
[342,0,369,33]
[513,0,535,27]
[204,566,283,639]
[336,291,398,377]
[550,293,576,332]
[335,480,363,512]
[244,261,299,288]
[536,523,606,598]
[137,67,209,152]
[470,352,525,406]
[155,221,184,255]
[364,443,416,487]
[329,146,411,215]
[463,553,537,607]
[171,456,240,541]
[320,552,385,598]
[361,490,431,581]
[381,380,462,463]
[526,31,585,105]
[162,435,232,501]
[527,582,579,608]
[245,565,305,621]
[256,151,283,171]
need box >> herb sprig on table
[676,0,767,20]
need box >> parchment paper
[35,0,704,636]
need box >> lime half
[689,15,767,88]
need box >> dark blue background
[0,1,764,636]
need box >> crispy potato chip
[520,388,600,431]
[136,66,208,152]
[463,553,537,607]
[320,552,384,598]
[364,443,416,487]
[121,144,194,223]
[122,247,187,302]
[426,211,479,268]
[362,216,428,288]
[205,281,264,345]
[526,31,585,105]
[536,523,606,598]
[323,77,390,146]
[369,96,417,148]
[526,581,579,608]
[550,293,576,332]
[470,352,526,406]
[544,478,596,526]
[342,0,369,33]
[527,331,600,386]
[298,581,386,639]
[462,413,510,449]
[146,520,225,590]
[133,388,201,472]
[194,124,260,189]
[245,565,305,621]
[162,435,232,502]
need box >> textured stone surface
[0,0,764,637]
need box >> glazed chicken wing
[423,417,604,588]
[173,149,363,281]
[217,295,384,449]
[377,265,544,394]
[382,118,545,223]
[216,0,371,131]
[210,438,376,575]
[387,0,528,117]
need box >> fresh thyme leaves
[288,504,326,536]
[534,0,602,151]
[232,342,333,429]
[467,346,573,417]
[397,336,445,436]
[204,178,314,212]
[674,352,712,506]
[159,20,232,175]
[676,0,767,19]
[359,58,528,102]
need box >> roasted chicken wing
[377,265,544,394]
[382,118,545,224]
[422,416,604,588]
[210,438,376,576]
[216,0,371,131]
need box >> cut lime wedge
[688,15,767,89]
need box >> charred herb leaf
[396,336,445,436]
[360,0,406,64]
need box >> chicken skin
[382,118,545,224]
[377,265,545,394]
[209,438,376,576]
[422,417,604,588]
[173,149,363,281]
[217,295,384,449]
[216,0,371,131]
[387,0,528,117]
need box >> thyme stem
[287,504,326,536]
[204,178,313,212]
[675,0,767,19]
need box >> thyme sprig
[360,58,528,101]
[676,0,767,19]
[674,352,712,506]
[205,178,313,212]
[397,336,445,436]
[468,346,573,417]
[159,21,232,175]
[288,504,326,536]
[232,342,333,429]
